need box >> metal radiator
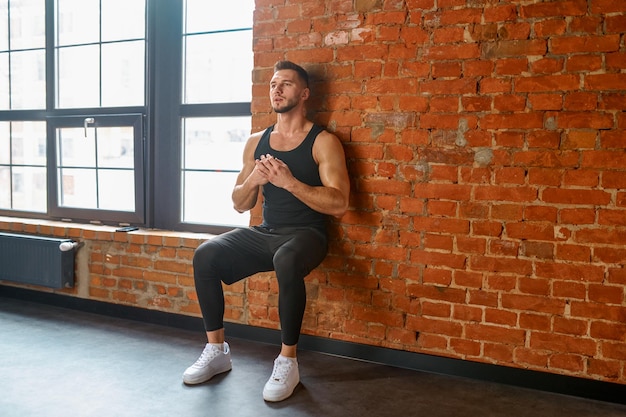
[0,232,76,289]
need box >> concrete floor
[1,296,625,417]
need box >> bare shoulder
[313,129,346,160]
[242,129,265,159]
[246,129,265,148]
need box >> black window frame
[0,0,253,235]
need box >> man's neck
[274,111,311,138]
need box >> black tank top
[254,124,327,232]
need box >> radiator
[0,232,76,289]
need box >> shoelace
[193,345,221,368]
[270,359,293,383]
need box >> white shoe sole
[263,382,299,402]
[182,362,232,385]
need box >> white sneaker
[183,342,232,385]
[262,356,299,402]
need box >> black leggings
[192,226,328,346]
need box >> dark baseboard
[1,285,623,405]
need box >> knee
[273,248,309,288]
[273,247,299,274]
[193,241,223,275]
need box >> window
[0,0,254,232]
[180,0,253,228]
[55,0,145,108]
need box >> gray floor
[1,297,625,417]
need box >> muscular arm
[231,132,266,213]
[257,131,350,218]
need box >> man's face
[269,69,307,114]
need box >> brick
[465,323,526,344]
[530,57,564,74]
[559,208,595,225]
[433,56,471,77]
[534,19,567,37]
[551,35,621,54]
[484,343,515,363]
[587,358,622,380]
[543,188,611,205]
[556,244,591,263]
[602,171,626,189]
[420,78,478,95]
[601,130,626,148]
[481,113,543,129]
[588,284,624,305]
[494,94,526,112]
[585,74,626,91]
[580,150,626,170]
[521,0,587,18]
[481,40,547,58]
[462,96,492,112]
[406,315,463,337]
[606,15,626,33]
[433,27,465,44]
[563,92,598,111]
[550,354,584,372]
[536,262,605,282]
[528,93,563,110]
[514,150,580,168]
[515,74,580,92]
[530,332,597,356]
[562,131,597,150]
[450,338,481,356]
[480,78,512,94]
[484,5,517,23]
[569,16,602,34]
[563,170,599,188]
[567,55,603,72]
[590,0,626,14]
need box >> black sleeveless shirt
[254,124,327,232]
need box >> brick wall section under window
[2,0,626,384]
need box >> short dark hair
[274,60,309,88]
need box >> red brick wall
[2,0,626,385]
[250,0,626,383]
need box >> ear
[301,87,310,100]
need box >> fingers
[257,154,285,168]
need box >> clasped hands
[253,153,295,189]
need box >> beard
[272,97,299,114]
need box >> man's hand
[255,154,297,190]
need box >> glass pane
[98,169,134,211]
[0,166,9,208]
[56,0,99,46]
[58,167,97,208]
[185,0,253,33]
[101,41,145,107]
[0,121,9,164]
[57,127,96,167]
[96,126,134,169]
[102,0,145,42]
[13,165,46,212]
[184,31,252,104]
[57,45,100,108]
[10,49,45,109]
[0,52,7,109]
[0,1,7,51]
[10,121,46,165]
[183,171,247,226]
[182,116,249,171]
[10,0,45,50]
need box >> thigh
[272,227,328,272]
[197,227,275,284]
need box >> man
[183,60,350,402]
